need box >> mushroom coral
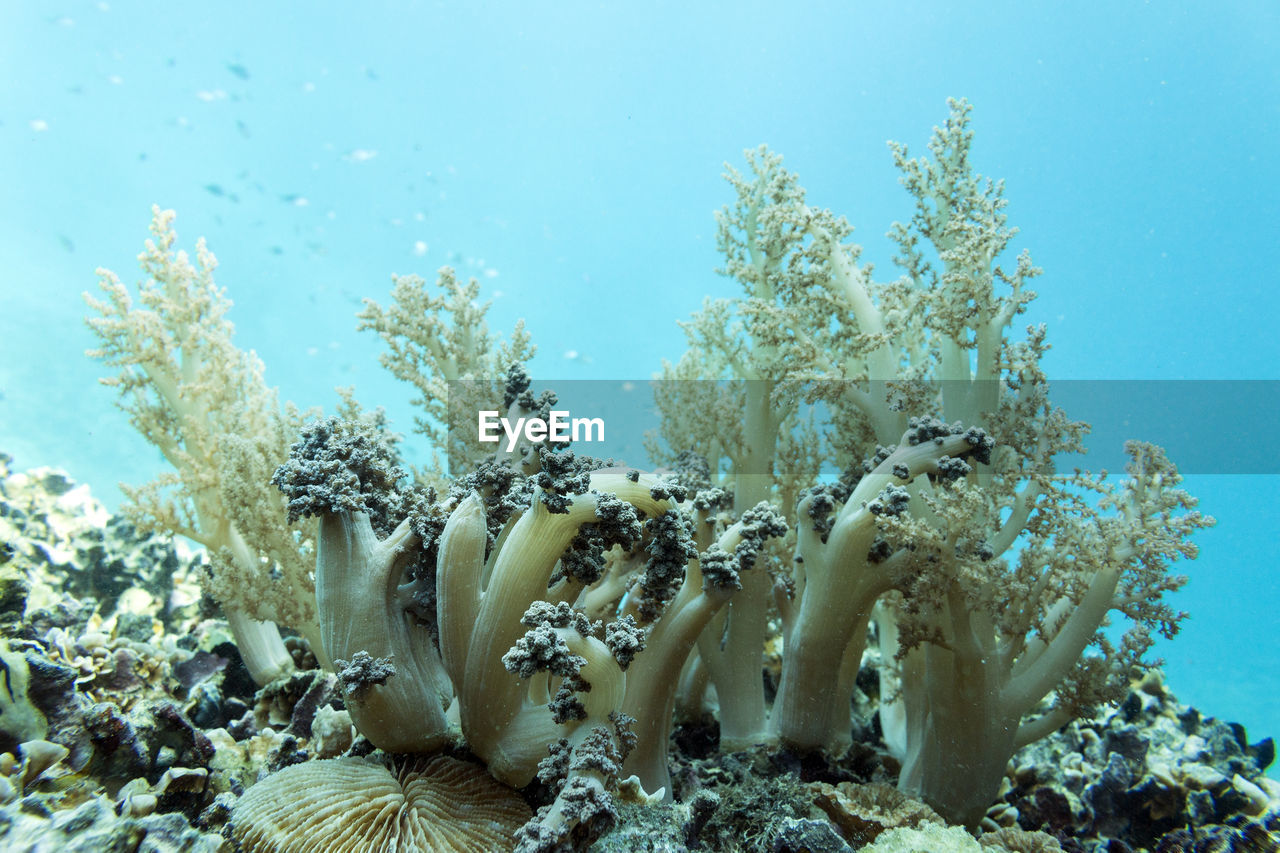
[231,755,531,853]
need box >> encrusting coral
[71,99,1244,851]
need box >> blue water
[1,1,1277,762]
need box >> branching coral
[86,208,319,684]
[649,98,1211,828]
[357,268,535,474]
[92,99,1214,850]
[774,417,994,755]
[272,414,454,752]
[270,400,771,846]
[872,441,1207,828]
[266,378,775,817]
[435,460,672,784]
[429,439,779,805]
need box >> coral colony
[3,101,1273,852]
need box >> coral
[863,822,989,851]
[978,827,1064,852]
[647,99,1211,828]
[0,453,206,639]
[0,791,225,852]
[272,415,454,753]
[54,99,1234,852]
[86,209,321,683]
[999,671,1278,849]
[0,454,1261,852]
[230,754,531,852]
[0,739,69,800]
[0,640,48,750]
[308,706,354,759]
[811,780,941,845]
[357,267,535,475]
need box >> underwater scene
[1,3,1277,851]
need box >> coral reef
[2,102,1275,851]
[0,454,1275,850]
